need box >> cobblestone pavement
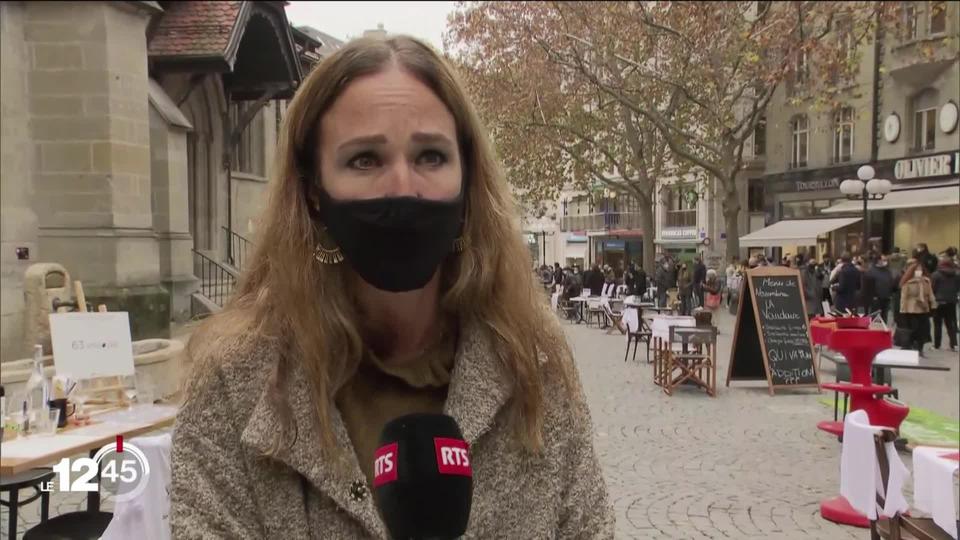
[2,311,956,539]
[569,307,958,539]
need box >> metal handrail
[222,226,253,270]
[192,249,236,309]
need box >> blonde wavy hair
[185,35,575,455]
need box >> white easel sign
[49,312,135,379]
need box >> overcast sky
[284,1,458,50]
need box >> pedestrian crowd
[537,242,960,357]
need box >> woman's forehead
[320,66,456,145]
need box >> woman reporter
[170,36,613,538]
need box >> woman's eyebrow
[337,134,388,152]
[410,132,455,147]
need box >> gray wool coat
[170,321,615,539]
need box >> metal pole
[542,231,547,264]
[862,186,869,255]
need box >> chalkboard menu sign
[726,266,820,395]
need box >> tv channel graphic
[42,435,151,502]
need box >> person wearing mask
[636,264,648,299]
[888,248,906,322]
[655,257,675,308]
[677,263,694,316]
[725,256,737,307]
[857,256,874,316]
[917,243,938,276]
[931,257,959,351]
[624,263,637,296]
[899,260,936,356]
[553,262,563,288]
[703,269,721,311]
[172,35,611,537]
[800,257,823,318]
[692,256,707,308]
[831,253,861,313]
[865,254,894,324]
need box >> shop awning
[821,183,959,213]
[739,218,862,248]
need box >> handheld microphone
[372,413,473,540]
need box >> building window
[664,185,697,228]
[914,108,936,150]
[929,1,946,34]
[903,4,919,40]
[230,102,266,176]
[790,115,809,169]
[796,49,809,85]
[833,107,854,163]
[748,180,765,212]
[753,116,766,156]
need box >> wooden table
[1,404,177,476]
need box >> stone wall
[1,2,40,361]
[24,1,169,340]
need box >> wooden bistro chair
[623,307,652,363]
[661,326,718,397]
[586,296,606,329]
[601,297,625,335]
[871,430,954,540]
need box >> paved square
[569,307,958,539]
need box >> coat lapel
[239,319,513,537]
[444,320,514,443]
[241,354,387,538]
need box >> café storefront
[755,150,959,258]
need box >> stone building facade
[749,1,959,260]
[0,1,324,362]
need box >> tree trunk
[721,186,742,260]
[638,200,656,272]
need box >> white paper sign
[49,312,135,379]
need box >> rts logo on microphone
[434,437,471,477]
[373,442,398,487]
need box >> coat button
[349,480,367,502]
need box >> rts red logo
[434,437,472,477]
[373,442,398,487]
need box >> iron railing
[664,210,697,228]
[192,249,236,309]
[223,226,253,270]
[560,212,644,232]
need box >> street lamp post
[839,165,892,255]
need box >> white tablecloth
[912,446,959,539]
[648,315,696,341]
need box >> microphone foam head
[373,413,473,539]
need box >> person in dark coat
[624,263,637,295]
[677,264,694,316]
[691,256,707,308]
[864,255,894,324]
[553,263,563,287]
[655,257,676,308]
[917,243,938,276]
[587,264,605,296]
[636,265,648,297]
[831,253,861,313]
[931,257,959,351]
[800,257,823,317]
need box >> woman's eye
[417,150,447,167]
[348,152,380,170]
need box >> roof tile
[149,1,243,58]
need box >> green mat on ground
[817,397,960,448]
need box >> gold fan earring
[452,237,466,253]
[314,227,344,264]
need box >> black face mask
[315,188,465,292]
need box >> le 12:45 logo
[42,435,151,502]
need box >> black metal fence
[192,249,236,309]
[223,226,253,270]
